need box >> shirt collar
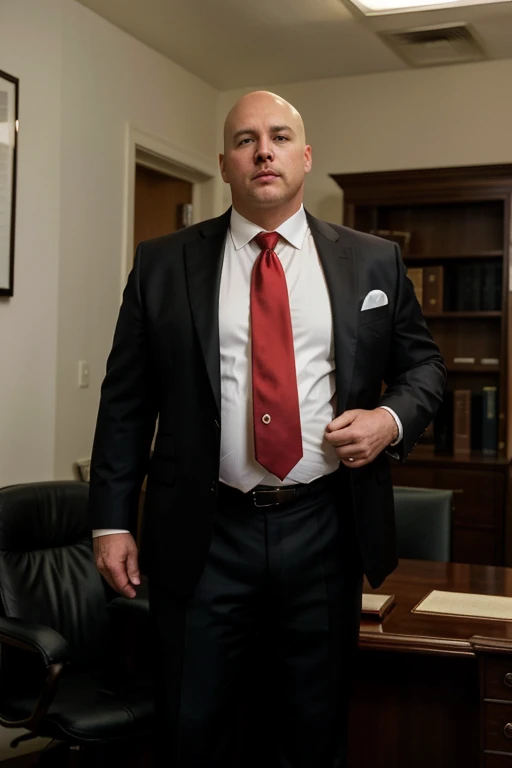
[229,205,308,251]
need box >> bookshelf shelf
[330,163,512,569]
[446,366,500,373]
[404,251,504,262]
[402,444,509,467]
[425,311,502,320]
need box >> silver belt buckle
[252,489,279,508]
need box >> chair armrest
[0,616,70,666]
[0,617,68,731]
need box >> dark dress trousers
[88,208,446,767]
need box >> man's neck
[232,201,303,232]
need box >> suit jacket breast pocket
[359,304,389,327]
[357,306,391,374]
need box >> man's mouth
[253,170,279,181]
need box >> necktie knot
[255,231,279,252]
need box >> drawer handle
[504,723,512,739]
[504,673,512,688]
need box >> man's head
[219,91,312,227]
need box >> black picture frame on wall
[0,69,19,297]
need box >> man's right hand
[93,532,140,598]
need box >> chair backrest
[0,481,112,664]
[393,485,453,562]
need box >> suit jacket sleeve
[88,244,158,532]
[378,244,446,461]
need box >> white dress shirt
[219,205,339,492]
[93,205,402,536]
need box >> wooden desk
[349,559,512,768]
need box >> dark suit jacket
[88,208,446,593]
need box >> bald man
[89,91,446,767]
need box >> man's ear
[304,145,312,174]
[219,153,228,183]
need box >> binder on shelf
[455,264,481,311]
[407,267,423,307]
[434,391,454,454]
[453,389,471,454]
[471,392,483,452]
[480,263,502,311]
[422,266,444,313]
[482,386,498,456]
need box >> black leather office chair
[393,486,453,561]
[0,481,154,765]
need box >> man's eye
[238,138,253,146]
[275,135,288,142]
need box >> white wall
[219,59,512,222]
[54,0,219,477]
[0,0,220,485]
[3,2,512,484]
[0,0,63,485]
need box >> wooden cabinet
[330,164,512,566]
[479,650,512,764]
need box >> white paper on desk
[412,590,512,621]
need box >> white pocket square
[361,289,388,311]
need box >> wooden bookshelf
[330,163,512,567]
[423,311,501,319]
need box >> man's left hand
[324,408,398,468]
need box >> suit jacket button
[211,481,217,493]
[214,419,220,429]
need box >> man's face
[219,93,312,218]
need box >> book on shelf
[370,229,411,253]
[480,263,502,311]
[434,390,454,454]
[422,266,444,313]
[482,386,498,455]
[453,389,471,454]
[480,358,499,366]
[361,593,395,621]
[407,266,423,307]
[450,263,501,311]
[471,387,499,455]
[471,392,483,452]
[453,357,475,365]
[455,264,481,311]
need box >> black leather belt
[218,473,336,509]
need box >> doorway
[132,162,194,544]
[133,164,193,257]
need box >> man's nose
[255,141,274,162]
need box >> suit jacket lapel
[184,210,231,417]
[307,212,358,416]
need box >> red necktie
[250,232,303,480]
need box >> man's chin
[249,189,285,206]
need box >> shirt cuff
[378,406,403,446]
[92,529,130,537]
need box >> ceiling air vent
[380,22,486,67]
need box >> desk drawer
[485,658,512,701]
[484,701,512,753]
